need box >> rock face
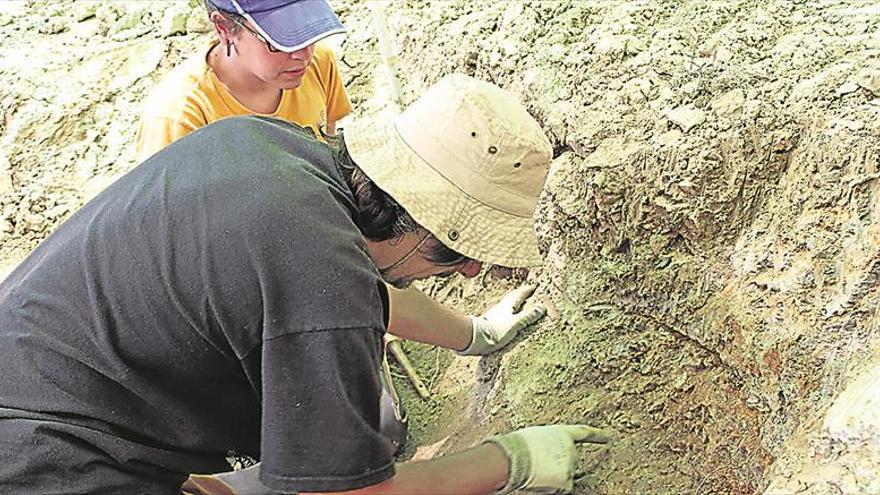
[1,1,880,493]
[764,351,880,494]
[344,2,880,493]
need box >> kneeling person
[0,74,610,494]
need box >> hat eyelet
[470,131,477,138]
[513,162,522,168]
[488,145,498,154]
[447,229,460,241]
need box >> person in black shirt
[0,74,611,495]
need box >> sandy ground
[2,1,880,493]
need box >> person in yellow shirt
[136,0,352,162]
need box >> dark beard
[379,267,413,289]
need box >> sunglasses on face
[229,17,282,53]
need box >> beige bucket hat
[345,74,552,267]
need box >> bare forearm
[306,443,509,495]
[386,286,471,351]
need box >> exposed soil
[2,1,879,493]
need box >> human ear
[209,11,236,43]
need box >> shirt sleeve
[258,327,396,493]
[316,43,353,124]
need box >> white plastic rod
[368,1,403,113]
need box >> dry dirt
[2,1,880,494]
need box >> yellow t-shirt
[135,41,352,161]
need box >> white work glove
[457,285,547,356]
[485,425,613,494]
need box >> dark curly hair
[333,134,472,267]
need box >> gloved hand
[485,424,613,494]
[457,285,547,356]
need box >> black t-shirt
[0,117,395,494]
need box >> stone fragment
[185,9,211,34]
[837,82,859,95]
[714,46,734,63]
[631,51,651,67]
[548,44,566,62]
[840,119,864,131]
[653,195,688,212]
[0,1,27,17]
[95,3,123,27]
[38,18,67,35]
[595,35,641,56]
[75,150,98,184]
[43,204,71,221]
[72,2,99,22]
[854,68,880,95]
[160,5,189,37]
[500,39,519,57]
[114,8,145,32]
[22,213,45,232]
[711,88,745,117]
[666,105,705,133]
[623,78,651,103]
[656,129,683,146]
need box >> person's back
[0,117,390,493]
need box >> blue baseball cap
[210,0,345,52]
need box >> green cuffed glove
[485,424,613,494]
[458,285,547,356]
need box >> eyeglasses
[229,17,282,53]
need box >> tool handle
[386,339,431,400]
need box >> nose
[290,44,315,60]
[458,260,483,278]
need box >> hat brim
[345,118,544,268]
[240,0,345,52]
